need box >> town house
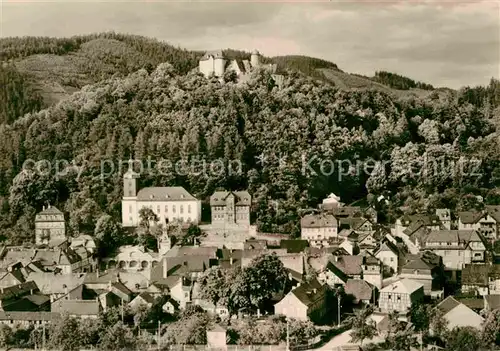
[374,240,400,275]
[394,213,441,239]
[35,206,66,247]
[210,190,251,226]
[274,279,328,322]
[458,206,500,240]
[400,251,445,299]
[461,264,500,296]
[423,230,486,271]
[300,214,338,247]
[434,296,484,331]
[378,279,424,313]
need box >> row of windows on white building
[130,204,192,215]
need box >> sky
[1,0,499,89]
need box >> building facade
[423,230,486,270]
[458,208,500,241]
[300,214,338,247]
[210,190,251,226]
[378,279,424,313]
[35,206,66,247]
[121,169,201,227]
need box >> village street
[311,329,384,350]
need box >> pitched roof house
[379,279,424,313]
[400,251,444,298]
[435,296,484,331]
[274,279,328,322]
[344,279,376,304]
[423,230,486,270]
[51,299,101,319]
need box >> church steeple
[123,159,139,198]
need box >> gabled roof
[24,293,50,306]
[403,221,425,236]
[334,256,363,276]
[458,211,484,224]
[200,50,225,60]
[0,281,38,301]
[210,190,251,206]
[330,206,361,217]
[165,246,217,258]
[301,214,337,228]
[136,187,197,201]
[135,292,156,304]
[425,230,482,244]
[51,299,100,316]
[436,296,461,314]
[485,206,500,222]
[360,251,380,266]
[375,240,399,256]
[36,206,63,217]
[380,279,423,294]
[338,217,369,231]
[403,252,440,270]
[325,261,348,283]
[400,213,440,226]
[485,295,500,310]
[345,279,374,301]
[84,270,120,284]
[27,272,85,295]
[0,269,27,285]
[291,279,326,307]
[280,240,309,253]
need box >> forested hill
[1,32,464,126]
[0,33,499,246]
[0,60,499,246]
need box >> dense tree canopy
[0,34,498,245]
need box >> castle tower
[213,51,226,77]
[122,163,139,227]
[251,49,260,68]
[199,50,226,78]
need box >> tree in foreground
[481,309,500,347]
[99,321,137,351]
[444,326,484,351]
[47,314,81,351]
[349,306,377,346]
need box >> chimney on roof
[312,288,317,294]
[163,258,168,279]
[230,257,234,266]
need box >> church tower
[158,227,172,256]
[122,164,139,227]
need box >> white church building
[121,169,202,227]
